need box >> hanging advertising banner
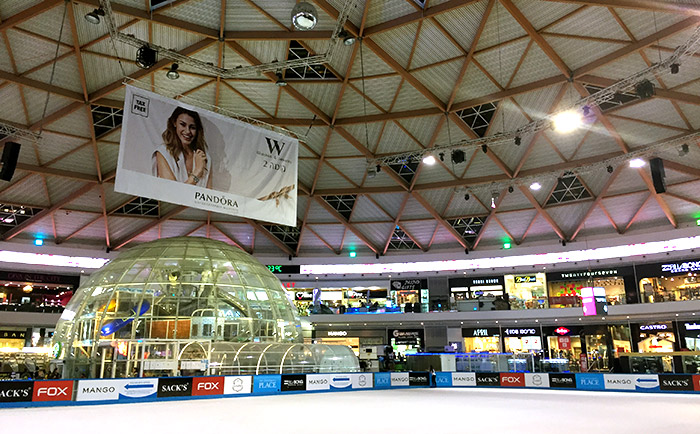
[116,85,298,226]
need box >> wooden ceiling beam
[637,169,678,228]
[570,165,623,240]
[519,186,567,240]
[223,30,332,40]
[0,0,63,32]
[1,182,96,241]
[112,206,186,250]
[364,0,478,36]
[0,70,83,102]
[541,0,700,15]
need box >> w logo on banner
[265,137,286,155]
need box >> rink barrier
[1,372,699,408]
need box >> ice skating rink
[2,388,699,434]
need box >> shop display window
[585,334,609,371]
[463,336,500,353]
[504,274,548,310]
[639,274,700,303]
[548,277,626,308]
[638,330,675,352]
[546,335,582,371]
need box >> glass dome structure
[52,237,357,378]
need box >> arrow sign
[124,383,154,390]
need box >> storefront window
[462,328,500,353]
[288,285,390,315]
[637,323,675,353]
[639,275,700,303]
[546,335,582,371]
[548,277,626,308]
[505,274,548,309]
[585,334,609,371]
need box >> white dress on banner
[151,143,210,187]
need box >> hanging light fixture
[339,30,356,46]
[552,110,582,133]
[136,45,158,69]
[84,8,105,24]
[291,2,318,31]
[166,63,180,80]
[422,155,436,165]
[275,72,287,86]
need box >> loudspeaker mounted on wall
[650,157,666,194]
[0,142,21,182]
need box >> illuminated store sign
[554,327,570,336]
[0,330,27,339]
[640,324,669,331]
[661,261,700,274]
[473,278,500,285]
[503,328,538,336]
[327,331,348,337]
[266,265,300,274]
[514,275,537,283]
[390,279,427,291]
[685,323,700,331]
[390,329,423,345]
[462,328,500,337]
[559,270,618,279]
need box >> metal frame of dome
[50,237,359,378]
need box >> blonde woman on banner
[152,106,212,188]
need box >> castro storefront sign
[192,376,223,396]
[76,378,157,402]
[32,380,74,402]
[500,373,525,387]
[157,377,193,398]
[659,374,693,391]
[281,374,306,392]
[223,376,252,395]
[475,373,500,387]
[0,381,33,403]
[549,373,576,388]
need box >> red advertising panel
[500,373,525,387]
[192,376,224,396]
[33,380,74,402]
[693,375,700,392]
[558,336,571,350]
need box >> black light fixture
[438,152,445,162]
[670,63,680,74]
[635,79,655,99]
[606,165,614,174]
[291,2,318,30]
[275,72,287,86]
[464,248,469,255]
[679,143,689,156]
[464,193,470,201]
[582,105,591,116]
[514,136,521,146]
[451,149,465,164]
[136,45,157,69]
[508,186,514,193]
[339,30,356,46]
[376,164,382,173]
[166,63,179,80]
[561,240,567,247]
[84,7,105,24]
[367,166,377,178]
[481,144,488,154]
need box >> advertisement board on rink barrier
[76,378,158,402]
[223,376,252,395]
[6,372,700,409]
[32,380,74,402]
[524,373,549,388]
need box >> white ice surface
[2,388,700,434]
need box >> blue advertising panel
[576,373,605,391]
[435,372,452,387]
[252,375,281,395]
[374,372,391,389]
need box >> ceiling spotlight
[635,79,655,99]
[606,165,614,174]
[491,197,496,209]
[376,164,382,173]
[464,193,470,201]
[464,248,469,255]
[451,149,466,164]
[552,110,582,133]
[166,63,180,80]
[84,7,105,24]
[136,45,157,69]
[422,155,436,165]
[508,186,514,193]
[514,136,521,146]
[438,152,445,162]
[481,145,488,154]
[679,143,689,156]
[275,72,287,86]
[670,63,680,74]
[629,158,646,168]
[582,105,591,116]
[530,182,542,191]
[367,166,377,179]
[291,1,318,31]
[339,30,356,46]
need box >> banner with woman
[115,85,298,226]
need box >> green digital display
[266,265,300,274]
